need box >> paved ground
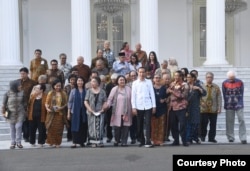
[0,136,250,171]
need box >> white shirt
[131,78,156,110]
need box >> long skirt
[87,114,104,144]
[151,114,166,145]
[72,114,88,145]
[46,114,64,146]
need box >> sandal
[17,144,23,149]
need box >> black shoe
[166,138,171,142]
[121,144,128,147]
[201,137,205,142]
[86,142,92,146]
[131,140,136,144]
[171,142,180,146]
[145,142,153,148]
[229,139,234,142]
[241,140,247,144]
[183,142,189,147]
[138,143,145,147]
[194,138,201,144]
[106,139,111,143]
[208,139,217,143]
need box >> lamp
[225,0,247,14]
[94,0,130,16]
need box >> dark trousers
[114,118,129,144]
[129,116,137,141]
[22,119,29,141]
[186,122,199,142]
[29,120,46,145]
[67,118,72,141]
[105,107,113,140]
[72,122,88,145]
[137,108,152,144]
[170,109,187,144]
[165,111,171,140]
[200,113,218,140]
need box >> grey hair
[205,72,214,78]
[162,60,168,64]
[99,75,106,80]
[226,70,237,78]
[38,75,47,82]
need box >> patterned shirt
[169,81,189,111]
[19,78,37,103]
[46,69,65,87]
[222,78,244,110]
[200,83,222,114]
[58,63,72,81]
[30,57,48,82]
[103,49,115,69]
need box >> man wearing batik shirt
[30,49,48,82]
[46,59,65,87]
[58,53,72,84]
[134,43,147,67]
[222,70,247,144]
[200,72,222,143]
[167,70,189,146]
[18,67,37,142]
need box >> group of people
[1,41,248,150]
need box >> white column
[0,0,22,66]
[139,0,158,55]
[71,0,91,66]
[203,0,228,66]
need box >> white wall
[235,7,250,67]
[22,0,71,68]
[158,0,192,68]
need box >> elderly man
[200,72,222,143]
[91,49,108,70]
[134,43,147,67]
[155,60,171,76]
[222,70,247,144]
[92,59,109,76]
[103,41,115,71]
[72,56,91,82]
[112,52,130,76]
[58,53,72,84]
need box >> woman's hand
[67,112,71,120]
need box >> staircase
[0,66,250,141]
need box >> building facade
[0,0,250,68]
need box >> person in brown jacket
[27,83,47,147]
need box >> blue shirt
[112,60,130,76]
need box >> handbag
[4,109,11,119]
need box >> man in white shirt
[131,67,156,147]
